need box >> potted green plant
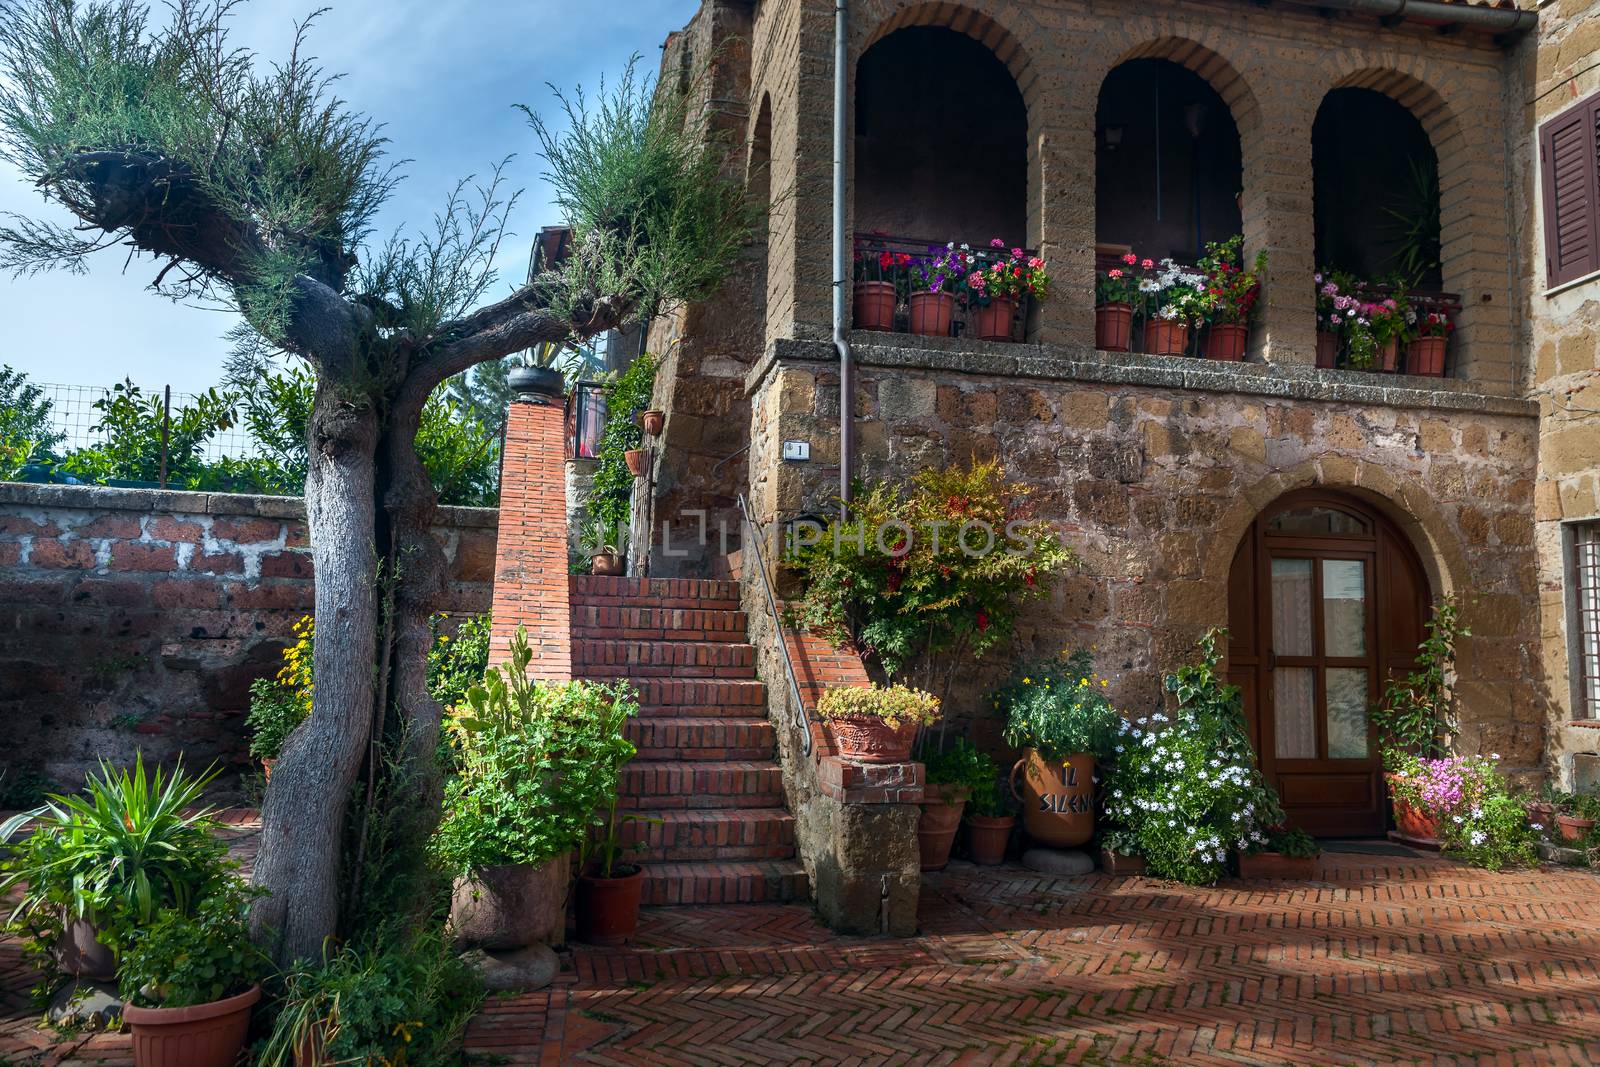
[246,615,314,780]
[119,879,268,1067]
[1097,828,1145,876]
[1195,235,1265,362]
[966,240,1048,343]
[1376,598,1468,843]
[1557,793,1600,843]
[0,756,228,982]
[917,738,996,871]
[964,771,1017,866]
[999,649,1123,849]
[1236,827,1320,879]
[574,799,659,946]
[816,684,941,764]
[433,627,639,951]
[1096,253,1143,352]
[906,244,969,338]
[581,518,623,576]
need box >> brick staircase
[569,575,808,907]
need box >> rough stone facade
[0,483,494,796]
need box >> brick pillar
[488,366,571,679]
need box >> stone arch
[857,2,1038,112]
[1101,37,1263,143]
[1327,64,1465,163]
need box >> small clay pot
[591,552,623,577]
[1315,331,1339,369]
[1406,336,1446,377]
[908,291,955,337]
[54,917,115,981]
[624,449,648,477]
[966,815,1015,866]
[123,985,262,1067]
[1525,801,1556,833]
[968,296,1016,342]
[1098,848,1146,876]
[1377,338,1400,373]
[1095,303,1133,352]
[917,785,968,872]
[1143,319,1189,356]
[638,410,666,437]
[1204,323,1248,361]
[1557,814,1595,843]
[853,280,896,331]
[575,865,645,946]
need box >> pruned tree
[0,0,752,963]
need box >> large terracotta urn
[1009,750,1095,848]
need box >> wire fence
[39,382,262,463]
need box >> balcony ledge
[746,333,1535,420]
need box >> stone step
[620,807,796,862]
[625,717,775,761]
[640,860,809,907]
[573,639,755,678]
[625,678,767,711]
[570,574,740,610]
[571,605,748,642]
[619,760,785,809]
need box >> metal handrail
[736,493,813,757]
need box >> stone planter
[917,784,968,871]
[1009,750,1094,848]
[638,409,665,437]
[575,865,645,946]
[853,280,896,332]
[1557,814,1595,843]
[55,917,115,981]
[1315,331,1339,369]
[908,291,954,337]
[450,855,570,951]
[1095,303,1133,352]
[966,815,1014,866]
[1098,848,1146,876]
[1204,323,1248,361]
[1235,851,1318,879]
[824,716,917,764]
[123,985,261,1067]
[1406,336,1447,377]
[591,552,623,576]
[624,449,648,477]
[968,297,1016,342]
[1143,319,1189,356]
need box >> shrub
[998,648,1125,763]
[1101,630,1284,885]
[589,352,658,538]
[815,684,941,729]
[431,627,639,873]
[246,615,313,761]
[426,612,492,712]
[1376,597,1468,761]
[1386,751,1535,870]
[118,878,268,1008]
[57,380,237,488]
[921,737,998,799]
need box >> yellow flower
[1079,678,1088,687]
[1101,680,1109,687]
[1022,677,1031,685]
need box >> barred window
[1572,522,1600,718]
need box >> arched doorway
[1226,490,1429,836]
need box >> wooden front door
[1226,491,1428,837]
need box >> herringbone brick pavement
[466,850,1600,1066]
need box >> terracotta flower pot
[591,552,623,576]
[917,784,968,872]
[123,985,261,1067]
[1525,801,1557,833]
[575,865,646,946]
[825,716,917,763]
[624,449,648,477]
[1095,303,1133,352]
[1377,338,1399,373]
[1235,851,1317,880]
[1143,319,1189,356]
[1315,331,1339,369]
[1406,336,1447,377]
[1557,814,1595,843]
[54,917,115,981]
[1385,775,1440,846]
[638,409,665,437]
[1009,750,1094,848]
[853,280,896,332]
[1204,323,1248,362]
[965,815,1015,866]
[968,296,1016,342]
[450,855,570,950]
[1098,848,1146,876]
[261,758,275,783]
[908,291,955,337]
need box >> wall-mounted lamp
[1101,124,1124,150]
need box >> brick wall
[0,483,495,796]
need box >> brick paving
[10,825,1600,1065]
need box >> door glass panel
[1268,507,1369,535]
[1326,667,1370,758]
[1271,559,1314,657]
[1322,559,1367,657]
[1274,667,1317,759]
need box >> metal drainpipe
[1305,0,1536,34]
[834,0,852,513]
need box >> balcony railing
[852,233,1036,343]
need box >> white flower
[1491,752,1501,760]
[1452,815,1464,824]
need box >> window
[1570,521,1600,718]
[1539,93,1600,289]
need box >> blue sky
[0,0,698,395]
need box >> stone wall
[1521,0,1600,781]
[0,483,495,797]
[747,337,1544,772]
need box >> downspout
[1296,0,1536,35]
[834,0,852,513]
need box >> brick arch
[857,2,1037,111]
[748,92,773,191]
[1326,64,1464,160]
[1100,36,1263,141]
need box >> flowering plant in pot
[1096,828,1145,876]
[816,684,941,763]
[1140,259,1206,355]
[1386,753,1537,868]
[965,770,1017,866]
[965,239,1048,342]
[853,240,910,331]
[916,737,997,871]
[1403,306,1452,377]
[1236,826,1320,879]
[998,648,1124,849]
[1095,252,1146,352]
[1194,235,1265,362]
[1376,598,1468,843]
[1313,270,1347,368]
[119,878,270,1067]
[905,243,970,337]
[247,614,314,780]
[1555,791,1600,844]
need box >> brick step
[625,717,775,760]
[620,807,796,862]
[640,860,809,907]
[571,605,748,642]
[570,574,740,611]
[573,639,755,678]
[619,760,785,809]
[625,679,767,710]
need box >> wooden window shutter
[1541,94,1600,288]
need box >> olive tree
[0,0,750,963]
